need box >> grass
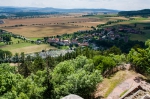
[28,37,43,40]
[11,37,25,43]
[10,44,56,55]
[95,70,138,98]
[1,43,56,55]
[1,16,150,55]
[71,22,106,27]
[1,42,35,51]
[129,30,150,41]
[59,46,70,49]
[120,89,128,97]
[97,19,150,42]
[0,37,34,50]
[86,14,118,18]
[104,74,124,97]
[0,42,5,46]
[2,25,91,37]
[0,36,56,54]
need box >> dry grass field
[71,21,106,27]
[0,17,99,27]
[0,16,129,38]
[2,24,92,37]
[0,16,100,37]
[0,15,99,54]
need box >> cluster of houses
[46,26,142,49]
[47,37,89,47]
[118,26,142,34]
[45,24,145,50]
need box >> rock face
[62,94,83,99]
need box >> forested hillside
[1,39,150,99]
[118,9,150,16]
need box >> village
[0,24,144,51]
[45,25,144,50]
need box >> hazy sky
[0,0,149,10]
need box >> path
[94,64,145,99]
[107,74,142,99]
[107,64,143,99]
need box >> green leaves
[145,39,150,48]
[0,64,46,99]
[51,56,103,99]
[93,55,116,74]
[128,40,150,75]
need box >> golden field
[0,17,101,37]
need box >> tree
[134,23,137,27]
[51,56,103,99]
[13,53,19,63]
[128,39,150,76]
[32,54,46,73]
[18,61,32,77]
[93,55,116,76]
[145,39,150,48]
[20,52,25,63]
[0,64,46,99]
[104,46,122,55]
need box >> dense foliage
[93,39,145,53]
[118,9,150,16]
[0,64,46,99]
[1,38,150,98]
[52,56,102,99]
[0,55,104,99]
[0,49,12,63]
[128,39,150,76]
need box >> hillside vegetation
[0,39,150,98]
[118,9,150,16]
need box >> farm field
[1,15,150,55]
[0,16,131,38]
[2,24,92,37]
[0,37,56,54]
[1,43,56,55]
[0,17,99,27]
[129,30,150,41]
[71,21,106,27]
[10,44,56,55]
[105,17,129,20]
[0,16,101,37]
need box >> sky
[0,0,149,11]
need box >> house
[71,39,78,44]
[105,28,112,32]
[57,42,65,46]
[47,38,59,43]
[78,42,89,47]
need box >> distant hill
[118,9,150,16]
[0,6,119,13]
